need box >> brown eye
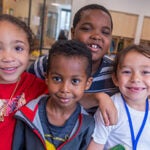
[15,46,23,52]
[53,76,62,83]
[72,78,80,85]
[143,71,150,75]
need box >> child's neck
[46,98,77,126]
[0,78,20,84]
[92,59,102,75]
[125,98,149,111]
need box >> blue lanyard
[121,94,149,150]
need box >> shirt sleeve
[27,55,48,80]
[92,109,112,144]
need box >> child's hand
[95,92,118,126]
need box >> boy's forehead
[76,9,111,29]
[81,9,109,18]
[50,55,88,69]
[50,54,87,64]
[80,9,111,23]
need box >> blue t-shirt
[38,97,81,147]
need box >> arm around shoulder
[95,92,117,126]
[80,92,118,126]
[27,55,48,79]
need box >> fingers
[101,108,117,126]
[95,92,118,126]
[106,107,118,125]
[109,102,118,125]
[101,111,110,126]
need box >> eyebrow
[11,40,29,47]
[120,65,150,68]
[14,40,26,44]
[80,22,111,29]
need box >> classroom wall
[3,0,29,18]
[71,0,150,44]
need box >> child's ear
[71,27,75,39]
[45,74,49,86]
[112,73,119,87]
[85,77,93,90]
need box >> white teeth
[91,44,98,48]
[4,68,15,71]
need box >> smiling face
[0,21,30,84]
[113,50,150,104]
[46,55,92,109]
[71,9,112,66]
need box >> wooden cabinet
[110,11,138,38]
[140,39,150,47]
[109,36,134,54]
[108,11,138,54]
[140,16,150,46]
[141,16,150,41]
[109,11,150,54]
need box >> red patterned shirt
[0,72,48,150]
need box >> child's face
[71,9,112,63]
[0,21,30,84]
[46,55,92,109]
[113,50,150,103]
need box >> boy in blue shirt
[13,40,95,150]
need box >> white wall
[71,0,150,43]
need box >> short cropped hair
[73,4,113,31]
[47,40,92,78]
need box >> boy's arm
[79,92,117,126]
[27,55,48,79]
[95,92,117,126]
[87,140,104,150]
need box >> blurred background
[1,0,150,58]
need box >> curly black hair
[47,40,92,78]
[73,4,113,31]
[0,14,34,52]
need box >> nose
[0,50,15,62]
[90,30,102,41]
[131,72,141,83]
[60,81,70,93]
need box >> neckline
[121,94,149,150]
